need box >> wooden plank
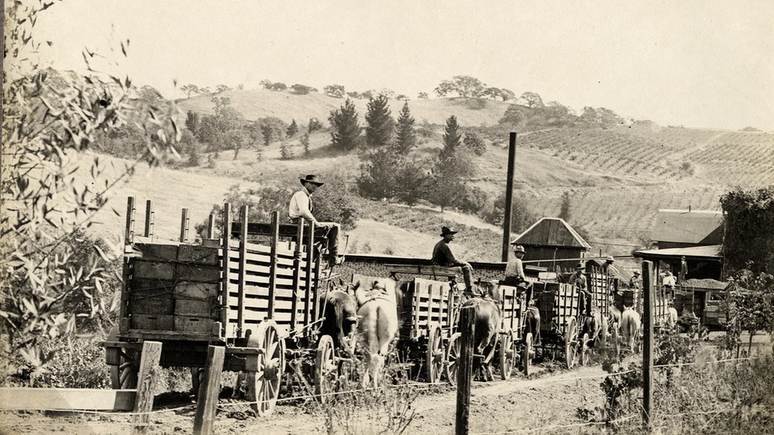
[133,261,176,281]
[642,261,654,429]
[456,306,475,435]
[129,294,174,315]
[227,262,310,281]
[134,244,178,262]
[132,341,162,435]
[313,254,322,322]
[227,296,299,311]
[304,221,315,326]
[237,206,249,338]
[175,316,215,333]
[268,211,280,319]
[132,314,174,331]
[290,220,304,330]
[206,213,215,239]
[144,200,154,239]
[180,208,190,243]
[0,388,136,411]
[178,264,221,283]
[175,281,219,300]
[227,241,299,262]
[178,245,219,266]
[220,203,231,337]
[193,346,225,435]
[230,221,328,239]
[175,299,218,318]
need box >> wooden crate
[407,278,454,340]
[499,285,523,336]
[132,314,174,330]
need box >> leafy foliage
[1,1,179,380]
[724,271,774,355]
[290,83,317,95]
[329,99,362,152]
[324,84,346,98]
[463,131,486,156]
[287,119,299,138]
[434,75,486,99]
[720,186,774,274]
[357,148,402,200]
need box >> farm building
[633,244,724,282]
[651,209,723,250]
[512,218,591,274]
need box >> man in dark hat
[432,226,475,293]
[289,174,340,267]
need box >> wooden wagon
[102,198,336,416]
[531,281,585,369]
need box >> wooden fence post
[180,208,190,243]
[193,345,225,435]
[144,200,154,239]
[132,341,162,435]
[456,306,475,435]
[642,260,654,429]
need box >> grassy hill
[83,90,774,271]
[177,89,511,126]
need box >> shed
[633,244,723,281]
[514,218,591,274]
[652,209,723,249]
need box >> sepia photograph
[2,1,773,434]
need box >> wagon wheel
[611,323,620,360]
[564,317,578,369]
[580,332,590,366]
[444,333,462,385]
[426,324,444,384]
[314,335,337,403]
[107,327,138,390]
[522,332,533,376]
[191,368,205,399]
[246,320,286,417]
[499,329,516,380]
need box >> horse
[355,280,400,388]
[458,293,501,381]
[319,289,359,356]
[620,305,641,353]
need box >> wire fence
[0,353,767,432]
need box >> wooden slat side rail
[180,208,190,243]
[220,203,231,338]
[389,264,461,278]
[304,221,315,326]
[268,211,280,319]
[0,388,136,411]
[290,220,304,330]
[120,197,136,332]
[230,221,328,239]
[237,206,249,338]
[229,245,302,267]
[144,200,154,239]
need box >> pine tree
[287,119,299,137]
[559,191,572,221]
[301,133,310,156]
[441,115,462,160]
[365,95,394,148]
[328,99,361,152]
[394,101,417,155]
[432,115,473,212]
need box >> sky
[27,0,774,131]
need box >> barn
[651,209,723,250]
[512,218,591,274]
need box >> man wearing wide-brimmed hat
[432,226,475,293]
[289,174,341,267]
[504,241,527,285]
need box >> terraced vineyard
[683,132,774,186]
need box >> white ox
[355,280,399,388]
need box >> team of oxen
[317,278,674,387]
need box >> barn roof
[515,218,592,250]
[633,244,723,261]
[652,209,723,245]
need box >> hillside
[177,89,512,126]
[67,83,774,268]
